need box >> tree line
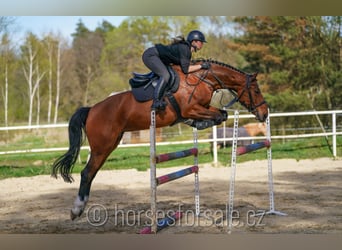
[0,16,341,127]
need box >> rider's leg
[151,77,168,110]
[142,47,170,110]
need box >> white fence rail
[210,110,342,162]
[1,110,341,160]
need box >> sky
[13,16,128,42]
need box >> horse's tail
[51,107,91,183]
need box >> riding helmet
[187,30,207,43]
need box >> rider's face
[192,40,204,51]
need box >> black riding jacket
[155,41,192,74]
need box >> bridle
[226,74,267,113]
[189,67,267,113]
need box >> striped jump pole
[236,140,271,156]
[156,148,198,163]
[157,166,199,185]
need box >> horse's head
[234,72,268,122]
[195,60,269,122]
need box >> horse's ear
[253,72,258,77]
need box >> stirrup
[151,99,167,111]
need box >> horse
[243,122,267,137]
[209,122,267,153]
[51,59,269,220]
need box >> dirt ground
[0,158,341,234]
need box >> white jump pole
[227,110,239,233]
[150,110,157,233]
[193,127,200,216]
[261,108,287,216]
[146,110,200,234]
[227,109,286,233]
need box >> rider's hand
[201,62,210,70]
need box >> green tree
[230,16,342,111]
[100,17,171,94]
[72,20,104,105]
[300,16,341,110]
[0,34,17,126]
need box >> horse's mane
[191,58,249,76]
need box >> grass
[0,136,341,180]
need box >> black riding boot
[151,77,167,111]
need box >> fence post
[332,112,337,158]
[212,125,218,165]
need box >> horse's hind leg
[70,133,124,220]
[70,156,98,220]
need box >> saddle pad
[131,82,155,102]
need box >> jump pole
[157,165,199,185]
[156,148,198,163]
[227,110,239,233]
[150,109,158,233]
[147,110,200,234]
[236,140,271,156]
[260,109,287,217]
[227,109,286,233]
[193,127,200,217]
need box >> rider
[142,30,210,111]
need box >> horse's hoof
[70,209,83,220]
[70,211,78,220]
[220,109,228,121]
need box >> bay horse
[52,59,269,220]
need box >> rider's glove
[201,62,210,70]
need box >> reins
[229,74,266,113]
[185,69,210,104]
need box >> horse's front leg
[213,108,228,124]
[186,105,227,123]
[182,105,228,130]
